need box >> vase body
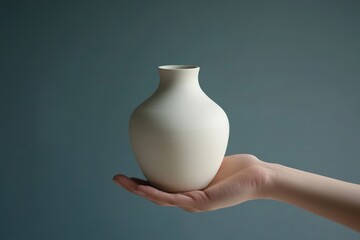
[129,65,229,192]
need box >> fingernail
[113,174,125,181]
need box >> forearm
[264,163,360,232]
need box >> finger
[130,177,151,186]
[136,185,196,208]
[113,175,197,208]
[113,174,146,196]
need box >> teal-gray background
[1,0,359,239]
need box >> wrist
[256,161,286,200]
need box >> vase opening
[158,65,199,70]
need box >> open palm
[113,154,270,212]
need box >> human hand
[113,154,272,212]
[114,153,360,231]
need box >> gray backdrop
[1,0,359,239]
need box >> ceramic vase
[129,65,229,192]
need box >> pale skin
[113,154,360,232]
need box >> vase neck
[158,65,200,90]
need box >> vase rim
[158,65,199,70]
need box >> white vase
[129,65,229,192]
